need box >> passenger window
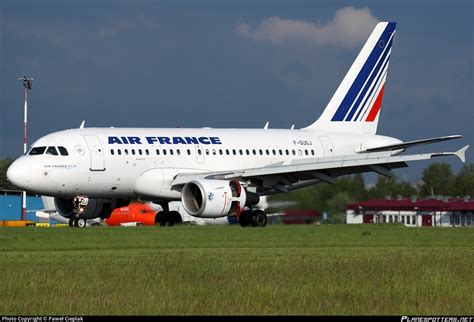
[146,149,150,155]
[292,150,296,155]
[46,147,58,156]
[177,149,181,156]
[219,149,223,155]
[125,149,129,155]
[252,149,256,155]
[298,150,302,156]
[212,149,216,155]
[286,150,289,155]
[118,149,122,155]
[156,149,160,155]
[226,149,230,155]
[205,149,209,155]
[279,149,282,155]
[163,149,167,155]
[272,149,276,155]
[111,149,115,155]
[311,150,315,156]
[132,149,136,155]
[58,146,69,156]
[239,149,243,155]
[265,150,269,155]
[232,149,236,155]
[187,149,191,155]
[138,149,143,155]
[246,149,250,155]
[197,149,202,155]
[259,149,263,155]
[170,149,174,155]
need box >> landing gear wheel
[155,211,166,226]
[76,218,87,228]
[168,211,182,226]
[68,218,75,227]
[252,210,267,227]
[239,210,252,227]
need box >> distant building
[346,197,473,227]
[0,190,43,221]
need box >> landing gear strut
[155,202,183,226]
[239,209,267,227]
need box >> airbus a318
[7,22,468,228]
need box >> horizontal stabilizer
[357,135,463,153]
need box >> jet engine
[54,197,129,219]
[181,179,259,218]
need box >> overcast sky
[0,0,472,184]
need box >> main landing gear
[238,209,267,227]
[155,202,183,226]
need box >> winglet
[79,120,85,129]
[455,145,469,163]
[264,121,269,130]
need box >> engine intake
[182,179,256,218]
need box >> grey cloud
[237,6,379,49]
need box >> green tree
[454,163,474,197]
[368,176,417,199]
[325,192,354,223]
[419,163,455,196]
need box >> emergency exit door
[84,135,106,171]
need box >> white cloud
[237,6,379,49]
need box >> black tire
[252,210,267,227]
[68,218,75,227]
[76,218,87,228]
[155,211,166,226]
[239,210,252,227]
[169,211,182,226]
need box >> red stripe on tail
[366,85,385,122]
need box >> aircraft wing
[356,135,463,153]
[172,145,469,194]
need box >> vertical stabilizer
[304,22,396,134]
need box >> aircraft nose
[6,159,30,189]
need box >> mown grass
[0,224,472,315]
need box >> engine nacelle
[54,197,129,219]
[181,179,252,218]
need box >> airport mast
[18,76,33,221]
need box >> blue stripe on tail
[331,22,396,121]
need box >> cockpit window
[29,146,46,155]
[58,146,68,156]
[46,146,58,156]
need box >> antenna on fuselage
[79,120,85,129]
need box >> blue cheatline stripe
[354,55,390,122]
[344,36,393,121]
[331,22,396,121]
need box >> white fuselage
[7,127,400,200]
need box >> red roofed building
[346,197,474,227]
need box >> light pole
[18,76,33,221]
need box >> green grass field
[0,224,472,315]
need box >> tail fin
[304,22,396,134]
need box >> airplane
[7,22,468,228]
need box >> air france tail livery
[7,22,468,228]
